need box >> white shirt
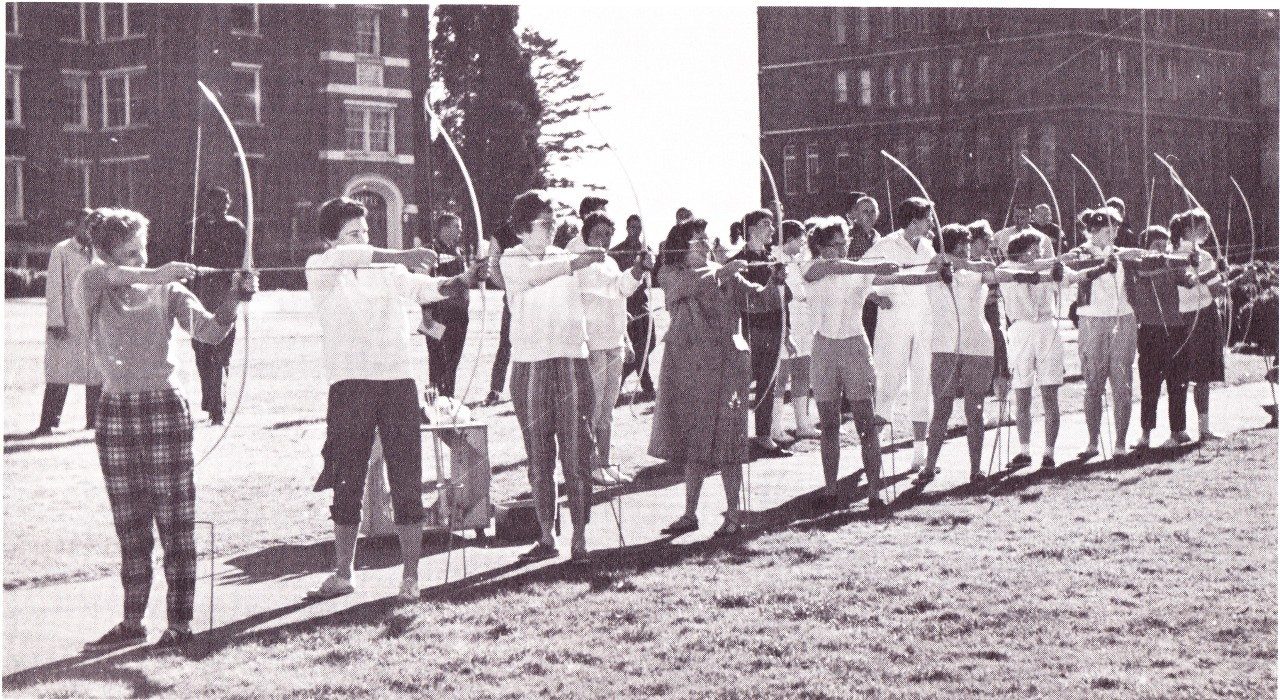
[806,271,873,340]
[568,237,643,352]
[499,243,590,362]
[1074,243,1133,318]
[866,229,935,317]
[998,262,1057,323]
[306,244,445,384]
[929,267,993,356]
[1176,240,1215,313]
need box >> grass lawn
[2,291,1273,591]
[9,427,1275,698]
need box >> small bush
[5,268,47,298]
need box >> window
[836,142,852,189]
[975,132,993,186]
[56,3,87,41]
[344,102,394,153]
[101,157,145,207]
[229,63,261,124]
[975,55,991,93]
[917,61,931,106]
[101,68,146,129]
[100,3,135,40]
[1165,56,1177,99]
[356,61,384,87]
[1100,49,1110,91]
[949,58,964,101]
[805,143,820,194]
[63,71,89,128]
[832,8,846,45]
[783,144,797,195]
[902,63,914,106]
[7,2,17,35]
[1116,51,1127,92]
[6,157,24,222]
[885,65,897,107]
[834,70,848,104]
[855,7,870,44]
[1038,124,1057,179]
[859,69,872,106]
[354,8,380,55]
[915,133,933,179]
[230,3,258,34]
[880,8,895,37]
[5,66,20,125]
[66,159,91,207]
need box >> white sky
[518,3,760,247]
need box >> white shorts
[786,300,813,357]
[1007,319,1065,390]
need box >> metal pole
[1141,10,1150,216]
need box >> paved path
[4,380,1275,683]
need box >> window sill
[100,33,146,44]
[101,123,147,132]
[59,37,89,44]
[233,119,263,127]
[230,30,262,38]
[345,150,397,159]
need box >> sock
[912,440,926,463]
[1198,412,1210,433]
[1019,442,1031,456]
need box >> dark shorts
[931,353,995,400]
[1177,305,1225,383]
[317,378,423,525]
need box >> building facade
[759,7,1275,253]
[5,2,434,268]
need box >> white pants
[588,347,624,470]
[873,309,933,424]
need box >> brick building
[758,8,1276,253]
[5,2,434,268]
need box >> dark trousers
[862,299,878,349]
[427,313,470,398]
[489,300,512,395]
[192,327,236,421]
[746,312,783,439]
[620,315,657,393]
[318,378,424,525]
[39,382,102,430]
[1138,324,1187,433]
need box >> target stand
[359,423,493,583]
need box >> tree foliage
[520,28,610,190]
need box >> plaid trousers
[95,388,197,625]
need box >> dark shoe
[84,622,146,651]
[635,388,656,403]
[1076,448,1100,461]
[660,515,699,537]
[518,542,558,562]
[614,393,631,408]
[969,470,987,483]
[153,627,193,650]
[483,391,503,407]
[1041,456,1056,469]
[1006,453,1032,470]
[29,425,54,437]
[712,518,744,538]
[912,468,937,488]
[751,441,792,459]
[209,416,224,426]
[867,496,889,514]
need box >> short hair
[808,216,849,257]
[317,197,367,241]
[76,207,95,224]
[728,220,744,244]
[86,207,149,254]
[897,196,934,227]
[1143,225,1171,244]
[579,196,608,219]
[1007,231,1042,259]
[1013,204,1032,213]
[1169,208,1210,247]
[1105,196,1126,215]
[203,186,230,200]
[675,207,692,221]
[967,219,994,242]
[1078,206,1123,232]
[842,191,868,212]
[510,190,555,233]
[435,212,462,233]
[582,211,615,240]
[780,219,807,244]
[938,223,971,255]
[1033,203,1052,214]
[626,214,641,226]
[743,209,773,232]
[662,217,707,268]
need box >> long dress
[648,264,778,468]
[45,237,100,385]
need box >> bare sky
[519,3,759,247]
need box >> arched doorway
[343,174,405,248]
[351,190,387,247]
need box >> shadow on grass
[0,435,1225,694]
[3,432,95,454]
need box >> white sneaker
[397,578,419,602]
[305,574,354,601]
[1160,432,1193,448]
[604,466,630,484]
[591,468,620,486]
[794,425,822,439]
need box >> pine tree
[520,28,610,190]
[433,6,545,236]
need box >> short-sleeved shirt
[1072,243,1133,318]
[306,243,445,384]
[77,262,234,394]
[928,268,993,356]
[1175,241,1216,313]
[998,262,1057,324]
[866,229,935,315]
[807,271,874,340]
